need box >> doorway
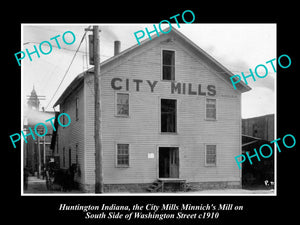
[159,147,179,178]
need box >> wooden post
[43,135,46,166]
[93,26,103,193]
[37,135,41,178]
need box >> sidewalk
[185,188,275,195]
[23,177,275,195]
[24,176,48,193]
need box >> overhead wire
[83,32,95,96]
[45,26,91,110]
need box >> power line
[45,26,91,110]
[23,41,86,54]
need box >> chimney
[114,41,121,56]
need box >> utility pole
[92,26,103,193]
[43,135,46,166]
[37,135,41,178]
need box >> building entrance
[159,147,179,178]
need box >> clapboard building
[53,28,251,192]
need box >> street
[24,176,82,194]
[23,176,274,195]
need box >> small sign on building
[148,153,155,159]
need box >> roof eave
[53,72,85,108]
[167,28,252,93]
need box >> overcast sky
[22,24,276,118]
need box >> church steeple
[27,85,40,111]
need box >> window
[161,99,177,133]
[116,93,129,116]
[205,145,216,166]
[162,50,175,80]
[75,97,79,121]
[62,147,65,167]
[206,98,216,120]
[68,148,72,168]
[253,124,259,137]
[116,144,129,167]
[75,144,78,165]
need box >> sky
[22,23,276,119]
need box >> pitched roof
[54,27,251,107]
[54,72,85,107]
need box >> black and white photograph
[20,23,276,195]
[4,6,298,223]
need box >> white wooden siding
[83,74,95,186]
[82,34,242,185]
[58,83,85,185]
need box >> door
[169,148,179,178]
[159,147,179,178]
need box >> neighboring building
[23,87,55,176]
[242,114,274,141]
[53,28,251,192]
[241,114,275,186]
[241,135,274,186]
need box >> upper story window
[162,50,175,80]
[75,143,78,165]
[116,93,129,116]
[161,99,177,133]
[62,147,65,167]
[75,97,79,121]
[206,98,216,120]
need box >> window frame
[75,97,79,121]
[161,49,176,81]
[160,98,177,133]
[205,144,217,167]
[62,147,65,168]
[75,143,79,165]
[205,98,217,121]
[116,143,130,168]
[115,92,130,117]
[68,147,72,168]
